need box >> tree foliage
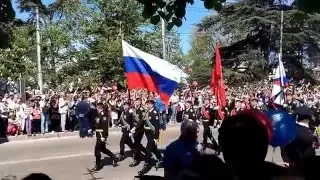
[1,0,184,90]
[0,0,16,48]
[188,0,320,85]
[135,0,226,30]
[135,0,320,30]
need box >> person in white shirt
[15,98,26,133]
[169,94,179,124]
[7,92,16,111]
[59,93,68,132]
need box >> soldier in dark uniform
[200,99,219,154]
[183,100,197,122]
[91,103,118,171]
[129,98,147,167]
[286,94,299,114]
[118,102,135,161]
[138,100,162,175]
[281,106,317,166]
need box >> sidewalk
[1,123,181,142]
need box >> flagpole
[279,9,283,65]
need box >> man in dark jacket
[281,106,317,166]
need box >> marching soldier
[129,98,147,167]
[118,102,135,161]
[200,99,220,154]
[92,103,118,171]
[281,106,317,166]
[183,100,197,122]
[138,100,162,175]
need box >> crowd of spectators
[1,78,320,137]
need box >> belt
[144,126,152,130]
[96,129,103,132]
[202,119,209,122]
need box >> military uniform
[138,104,163,175]
[201,104,219,154]
[281,106,317,165]
[183,107,197,122]
[130,106,147,167]
[92,109,117,171]
[118,109,135,159]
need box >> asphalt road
[0,127,300,180]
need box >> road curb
[1,123,181,143]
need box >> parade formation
[2,0,320,179]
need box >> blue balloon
[265,110,296,147]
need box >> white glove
[129,132,133,137]
[130,127,136,134]
[196,144,203,152]
[101,137,105,142]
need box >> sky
[13,0,210,54]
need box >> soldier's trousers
[202,122,219,151]
[119,131,134,156]
[145,130,162,165]
[133,130,146,161]
[95,138,115,165]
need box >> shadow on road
[84,168,103,180]
[0,137,8,145]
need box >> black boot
[118,154,125,161]
[129,160,140,167]
[112,157,119,167]
[155,159,162,170]
[138,164,152,175]
[215,146,221,155]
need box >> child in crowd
[7,112,20,136]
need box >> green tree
[135,0,320,30]
[0,0,16,48]
[189,0,320,85]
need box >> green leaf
[155,0,166,8]
[172,17,182,27]
[174,6,186,18]
[157,10,166,19]
[166,4,174,12]
[187,0,195,5]
[150,15,161,25]
[165,12,174,21]
[204,0,215,9]
[167,22,175,31]
[142,6,154,19]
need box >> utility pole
[161,18,166,61]
[36,6,43,94]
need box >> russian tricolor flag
[271,59,289,106]
[122,40,184,105]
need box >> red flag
[211,45,226,120]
